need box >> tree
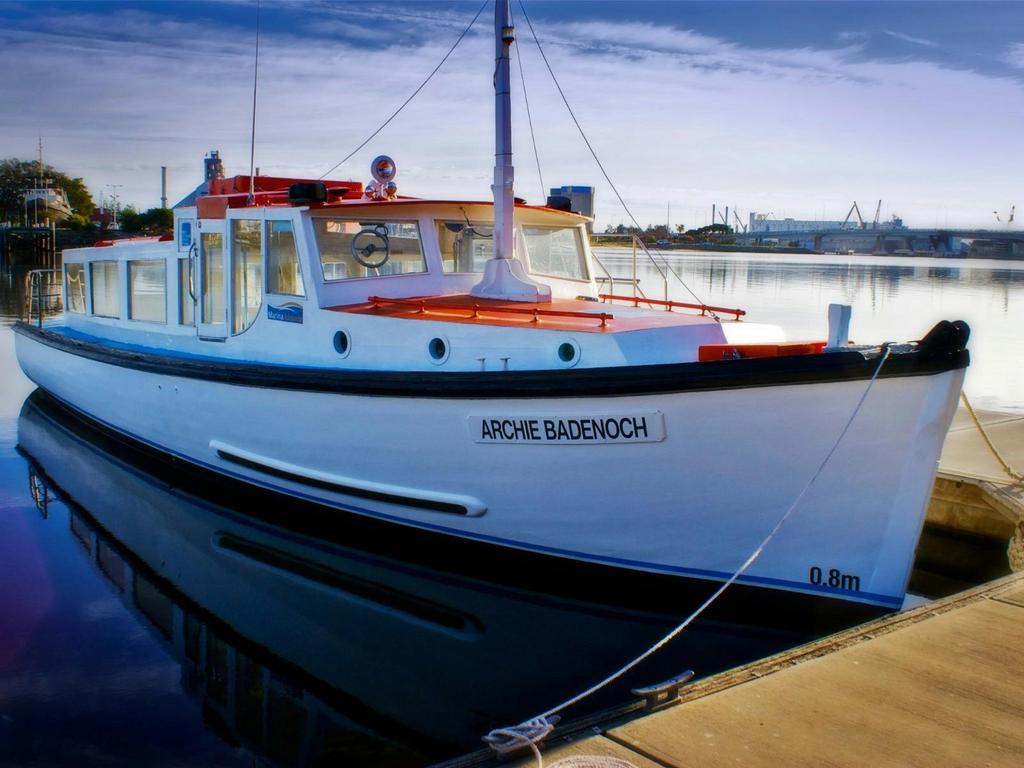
[0,158,95,223]
[120,206,173,235]
[687,223,733,238]
[119,205,140,232]
[140,207,173,234]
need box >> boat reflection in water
[18,391,806,765]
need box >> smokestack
[160,166,167,209]
[712,204,716,228]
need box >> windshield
[313,219,426,281]
[436,221,588,281]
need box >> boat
[23,185,72,224]
[13,1,969,631]
[23,138,72,224]
[16,390,798,760]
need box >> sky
[1,0,1022,231]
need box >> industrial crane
[872,199,882,229]
[733,209,747,233]
[841,201,865,230]
[994,205,1016,227]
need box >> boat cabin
[58,172,777,371]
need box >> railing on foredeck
[593,233,737,307]
[366,296,614,327]
[597,293,746,320]
[591,234,670,303]
[23,268,63,328]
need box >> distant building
[91,208,115,229]
[549,185,594,232]
[175,150,225,209]
[749,211,906,233]
[749,213,845,233]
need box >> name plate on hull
[469,412,665,444]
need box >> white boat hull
[19,392,799,753]
[14,326,965,617]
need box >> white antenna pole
[247,0,262,205]
[493,0,514,262]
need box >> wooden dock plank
[605,594,1024,768]
[517,736,665,767]
[995,584,1024,607]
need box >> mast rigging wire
[511,6,546,202]
[516,0,706,307]
[247,0,262,204]
[318,0,490,180]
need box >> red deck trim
[600,293,746,320]
[330,294,713,333]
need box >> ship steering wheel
[351,226,390,269]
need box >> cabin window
[178,257,194,325]
[266,220,304,297]
[523,226,589,281]
[437,221,493,273]
[232,220,262,334]
[128,259,167,323]
[89,261,120,318]
[65,263,86,313]
[313,218,425,281]
[201,232,225,326]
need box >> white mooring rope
[484,346,893,766]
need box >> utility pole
[106,184,123,230]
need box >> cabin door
[197,221,229,339]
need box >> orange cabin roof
[193,175,589,221]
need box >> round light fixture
[371,155,397,184]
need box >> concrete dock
[510,409,1024,767]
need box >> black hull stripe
[215,448,469,516]
[14,321,969,399]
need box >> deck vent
[288,182,327,204]
[546,194,573,212]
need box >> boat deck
[329,294,719,334]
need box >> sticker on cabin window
[267,302,303,324]
[468,412,665,444]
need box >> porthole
[333,329,352,358]
[557,339,580,367]
[428,336,450,364]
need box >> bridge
[733,227,1024,257]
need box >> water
[595,248,1024,412]
[1,252,1021,766]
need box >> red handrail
[367,296,613,327]
[599,293,745,320]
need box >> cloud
[0,3,1021,230]
[883,29,940,48]
[1004,42,1024,69]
